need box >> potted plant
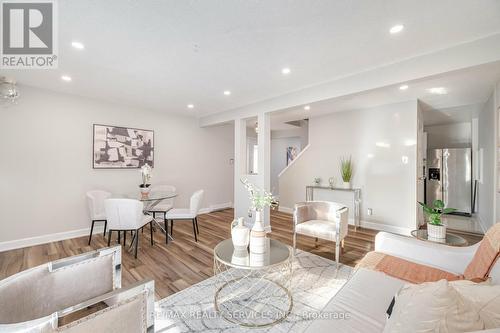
[340,156,353,189]
[418,200,456,239]
[241,178,278,254]
[139,164,152,198]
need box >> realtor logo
[1,0,58,68]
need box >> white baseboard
[278,206,294,214]
[198,202,233,214]
[0,202,233,252]
[357,220,412,236]
[0,227,95,252]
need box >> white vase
[250,211,266,254]
[231,217,250,249]
[342,181,351,189]
[427,223,446,239]
[231,247,250,266]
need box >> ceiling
[270,61,500,126]
[2,0,500,117]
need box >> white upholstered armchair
[0,246,155,333]
[293,201,349,268]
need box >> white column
[233,118,249,219]
[257,112,272,232]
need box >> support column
[258,112,272,232]
[233,118,249,219]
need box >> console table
[305,186,361,231]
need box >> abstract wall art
[93,124,154,169]
[286,146,298,166]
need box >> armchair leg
[123,230,127,246]
[88,220,95,245]
[335,241,340,270]
[195,217,200,235]
[107,230,112,246]
[103,220,107,237]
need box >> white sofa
[304,232,500,333]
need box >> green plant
[418,200,456,226]
[340,156,353,182]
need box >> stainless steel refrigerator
[426,148,472,215]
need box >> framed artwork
[286,146,298,166]
[93,124,154,169]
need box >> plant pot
[231,217,250,249]
[427,223,446,239]
[139,184,151,199]
[250,211,267,254]
[342,181,351,189]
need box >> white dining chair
[147,184,176,220]
[86,190,112,245]
[165,190,204,243]
[105,198,154,258]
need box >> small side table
[410,229,468,247]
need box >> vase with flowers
[139,164,152,199]
[241,178,278,254]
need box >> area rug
[154,250,353,332]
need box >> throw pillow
[383,279,484,333]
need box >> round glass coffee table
[213,238,293,327]
[411,229,468,246]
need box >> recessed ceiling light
[71,41,84,50]
[223,90,231,96]
[187,104,194,109]
[428,87,447,95]
[304,105,310,110]
[389,24,404,34]
[281,67,291,75]
[399,84,409,90]
[61,75,72,82]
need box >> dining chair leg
[117,231,121,244]
[170,221,174,236]
[103,220,107,237]
[165,220,169,244]
[192,219,198,242]
[107,230,112,246]
[195,217,200,235]
[123,230,127,246]
[88,220,95,245]
[150,222,154,245]
[134,229,139,259]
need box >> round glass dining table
[121,191,178,241]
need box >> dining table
[125,191,178,242]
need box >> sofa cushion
[356,251,462,284]
[383,279,484,333]
[464,223,500,281]
[450,280,500,329]
[295,220,338,241]
[304,268,405,333]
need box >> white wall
[279,101,418,234]
[0,86,234,248]
[477,92,496,231]
[425,122,472,149]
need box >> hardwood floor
[0,209,482,300]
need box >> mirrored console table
[305,186,361,231]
